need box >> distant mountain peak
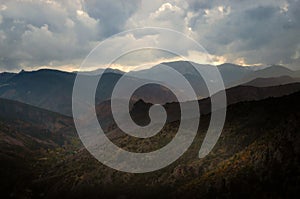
[160,60,203,66]
[218,63,243,67]
[264,64,292,71]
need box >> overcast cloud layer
[0,0,299,71]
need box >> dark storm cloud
[84,0,140,37]
[189,0,300,67]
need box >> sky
[0,0,299,72]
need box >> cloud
[0,0,99,70]
[83,0,140,37]
[186,0,300,68]
[0,0,299,71]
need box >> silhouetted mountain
[0,98,73,131]
[75,68,124,75]
[234,65,300,86]
[129,61,300,95]
[129,83,300,125]
[0,72,16,84]
[0,62,298,119]
[129,61,254,96]
[0,99,74,143]
[3,65,293,135]
[175,90,300,198]
[244,76,300,87]
[0,69,176,116]
[217,63,253,85]
[1,89,299,198]
[0,98,76,198]
[0,69,75,115]
[252,65,294,78]
[98,82,300,135]
[292,70,300,78]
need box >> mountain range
[0,61,299,117]
[0,85,299,198]
[1,61,300,198]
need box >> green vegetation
[0,92,300,198]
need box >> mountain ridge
[1,61,299,117]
